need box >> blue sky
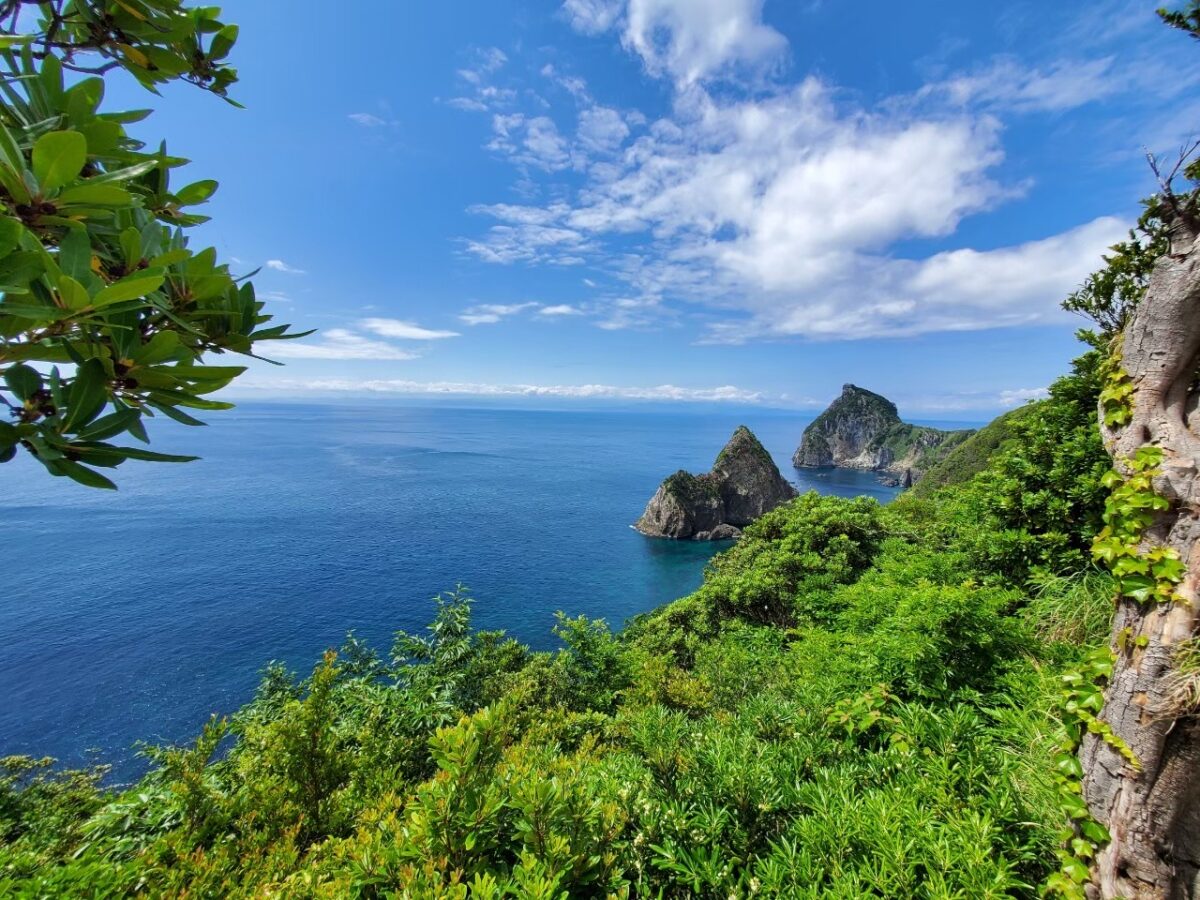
[103,1,1197,418]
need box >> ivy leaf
[1119,574,1156,603]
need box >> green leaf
[76,409,140,442]
[1120,574,1156,603]
[147,401,207,426]
[0,162,30,206]
[209,24,239,60]
[53,459,117,490]
[149,248,190,268]
[39,53,64,103]
[93,271,165,307]
[56,227,92,281]
[175,179,218,205]
[0,302,75,321]
[148,388,233,410]
[76,120,122,156]
[166,365,247,381]
[3,362,42,401]
[126,411,150,443]
[32,131,88,194]
[132,331,182,365]
[0,120,24,172]
[57,183,132,206]
[119,227,142,270]
[0,250,45,292]
[65,77,104,121]
[103,446,198,463]
[63,359,109,430]
[0,216,23,258]
[57,275,90,310]
[1080,820,1111,845]
[84,159,159,186]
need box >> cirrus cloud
[267,329,419,361]
[360,318,461,340]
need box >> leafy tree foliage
[1158,0,1200,38]
[0,2,303,489]
[0,364,1120,895]
[1061,212,1169,336]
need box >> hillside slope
[910,403,1041,497]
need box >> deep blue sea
[1,402,920,782]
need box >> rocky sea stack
[793,384,974,483]
[635,426,797,540]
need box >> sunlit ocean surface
[1,402,912,780]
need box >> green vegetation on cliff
[661,468,720,501]
[793,384,974,479]
[0,348,1115,898]
[912,405,1040,496]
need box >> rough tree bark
[1082,212,1200,900]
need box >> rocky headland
[793,384,974,484]
[635,426,797,540]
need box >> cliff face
[636,426,796,540]
[792,384,974,482]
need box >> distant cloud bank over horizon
[230,376,1043,418]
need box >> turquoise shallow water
[0,402,906,781]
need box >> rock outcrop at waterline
[635,426,797,540]
[793,384,974,483]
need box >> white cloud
[706,216,1127,341]
[466,69,1130,340]
[265,259,306,275]
[448,97,490,112]
[360,318,461,340]
[449,47,515,114]
[564,0,787,86]
[243,377,768,404]
[488,114,576,171]
[919,56,1117,113]
[541,63,590,98]
[562,0,623,34]
[466,202,592,265]
[458,302,539,325]
[478,47,508,71]
[624,0,787,86]
[349,112,387,127]
[577,105,630,152]
[905,218,1123,315]
[999,387,1049,406]
[539,304,584,316]
[523,117,573,169]
[268,329,419,361]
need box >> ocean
[1,402,911,782]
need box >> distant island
[793,384,974,485]
[635,426,796,540]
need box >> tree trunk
[1083,219,1200,900]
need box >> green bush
[1,344,1116,898]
